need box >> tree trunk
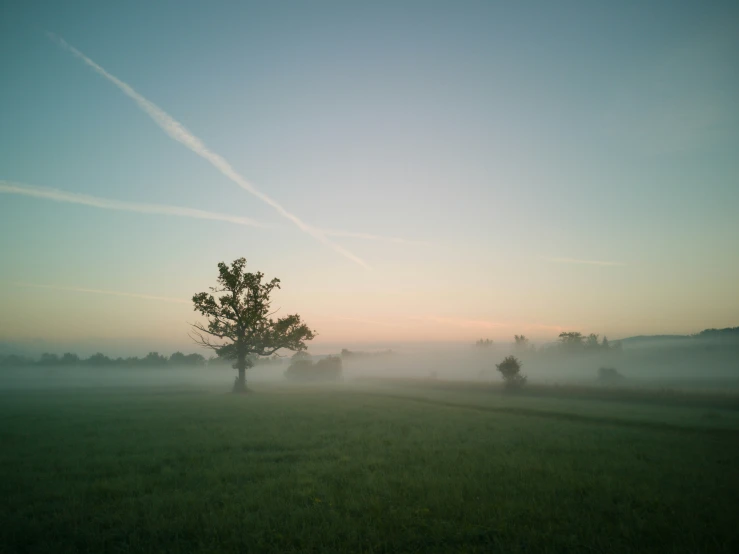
[233,352,248,393]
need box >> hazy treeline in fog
[338,328,739,386]
[0,350,207,368]
[1,327,738,390]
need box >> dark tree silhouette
[60,353,80,365]
[191,258,316,392]
[598,366,625,384]
[141,352,167,366]
[169,352,206,366]
[495,355,527,389]
[85,352,112,366]
[514,334,531,351]
[38,353,59,366]
[585,333,600,350]
[558,332,585,351]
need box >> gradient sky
[1,1,738,354]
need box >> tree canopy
[495,355,527,389]
[191,257,316,392]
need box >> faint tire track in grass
[347,390,739,439]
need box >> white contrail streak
[49,33,368,268]
[15,283,190,304]
[0,180,266,228]
[544,257,626,267]
[3,180,429,245]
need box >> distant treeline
[0,351,207,368]
[622,327,739,344]
[694,327,739,338]
[475,333,622,353]
[474,328,739,383]
[473,327,739,353]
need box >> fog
[2,333,737,393]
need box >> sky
[1,0,738,355]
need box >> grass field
[2,381,738,553]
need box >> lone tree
[191,258,316,392]
[495,355,527,390]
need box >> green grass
[1,383,738,553]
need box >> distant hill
[621,327,739,344]
[694,327,739,339]
[620,335,687,344]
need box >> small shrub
[496,355,527,390]
[598,367,625,385]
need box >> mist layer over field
[2,334,738,392]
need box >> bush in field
[496,355,527,389]
[285,355,342,382]
[291,351,311,362]
[598,367,625,384]
[284,358,314,379]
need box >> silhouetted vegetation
[622,326,739,345]
[168,352,206,366]
[475,338,494,348]
[598,366,625,385]
[0,351,205,369]
[496,355,527,389]
[557,331,619,352]
[191,257,315,392]
[513,334,534,352]
[693,327,739,340]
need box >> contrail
[0,180,267,228]
[544,257,626,267]
[3,180,429,244]
[48,33,368,268]
[15,283,189,304]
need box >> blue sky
[1,1,738,353]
